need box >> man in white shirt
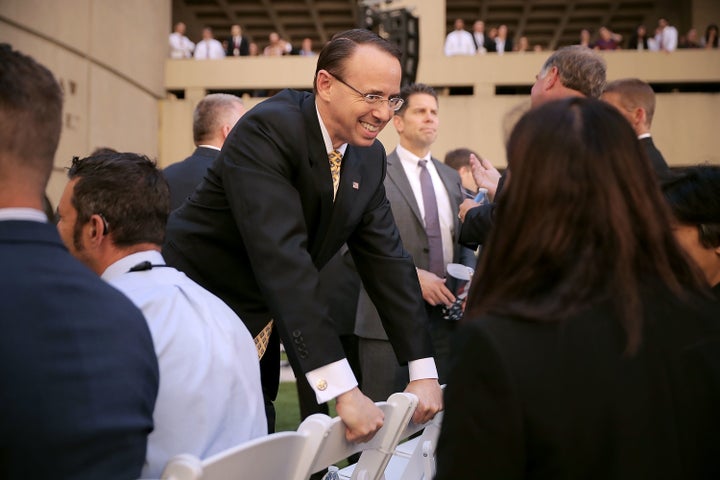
[169,22,194,59]
[194,27,225,59]
[355,83,476,400]
[471,20,487,54]
[655,17,678,52]
[444,18,476,56]
[56,152,267,478]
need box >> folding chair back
[304,392,418,480]
[161,428,324,480]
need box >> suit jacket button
[316,379,328,391]
[293,330,302,338]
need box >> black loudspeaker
[379,9,420,87]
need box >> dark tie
[418,159,444,276]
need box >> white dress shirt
[0,208,47,222]
[444,29,476,56]
[473,32,486,53]
[395,144,455,271]
[303,107,438,404]
[169,32,194,59]
[656,26,678,52]
[103,250,266,478]
[193,39,226,59]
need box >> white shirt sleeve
[305,357,438,404]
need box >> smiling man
[163,29,442,442]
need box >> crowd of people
[444,16,719,55]
[2,18,720,480]
[169,21,317,59]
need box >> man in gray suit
[355,83,476,400]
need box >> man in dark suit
[355,84,476,401]
[601,78,671,178]
[459,45,607,248]
[225,24,250,57]
[163,93,245,211]
[163,29,442,440]
[0,43,159,480]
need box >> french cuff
[305,359,358,404]
[408,357,439,382]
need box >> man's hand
[469,153,501,200]
[335,387,384,443]
[458,198,479,223]
[404,378,443,424]
[416,268,455,306]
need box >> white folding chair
[305,392,418,480]
[160,418,329,480]
[339,385,445,480]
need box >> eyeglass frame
[327,72,404,111]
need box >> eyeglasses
[329,73,404,111]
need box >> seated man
[56,152,267,478]
[0,43,159,480]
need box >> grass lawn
[275,381,339,432]
[275,381,302,432]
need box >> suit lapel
[300,95,335,259]
[386,150,423,225]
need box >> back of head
[193,93,243,144]
[468,97,701,354]
[314,29,401,92]
[444,148,477,170]
[0,44,63,196]
[541,45,607,98]
[604,78,656,126]
[663,165,720,248]
[68,152,169,247]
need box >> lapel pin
[352,181,359,190]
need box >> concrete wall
[161,49,720,170]
[161,0,720,170]
[0,0,170,205]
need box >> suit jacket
[163,146,220,211]
[435,284,720,479]
[355,150,476,340]
[459,171,507,249]
[163,89,433,375]
[486,37,513,53]
[226,35,249,56]
[641,136,671,179]
[0,220,159,480]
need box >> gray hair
[540,45,607,99]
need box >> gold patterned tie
[253,319,274,359]
[328,149,343,200]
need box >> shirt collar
[316,103,348,157]
[637,133,652,140]
[0,208,48,223]
[196,144,221,151]
[396,144,431,167]
[101,250,165,282]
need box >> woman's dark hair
[704,24,719,48]
[663,165,720,249]
[466,97,703,355]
